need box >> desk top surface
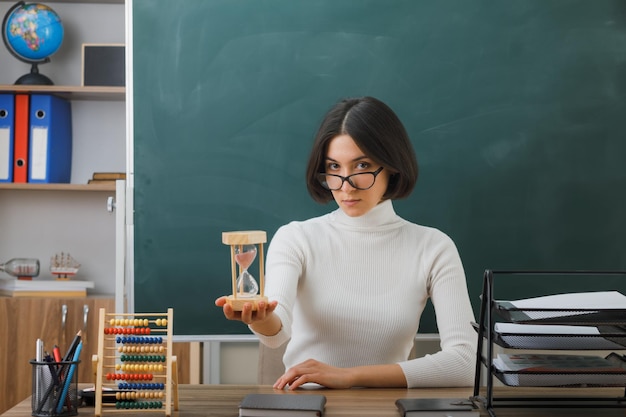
[4,384,626,417]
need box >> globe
[2,1,64,85]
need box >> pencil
[59,330,82,412]
[63,330,82,362]
[56,341,83,414]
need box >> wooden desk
[3,385,626,417]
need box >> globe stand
[15,62,54,85]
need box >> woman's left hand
[273,359,355,390]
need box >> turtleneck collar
[329,199,400,228]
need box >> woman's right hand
[215,296,279,326]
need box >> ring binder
[13,94,29,183]
[28,94,72,184]
[0,94,15,182]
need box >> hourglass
[222,230,268,311]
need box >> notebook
[395,398,479,416]
[239,393,326,417]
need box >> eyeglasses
[317,167,384,191]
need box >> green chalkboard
[133,0,626,335]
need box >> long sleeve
[252,200,477,387]
[397,233,477,387]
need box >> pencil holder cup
[30,359,80,417]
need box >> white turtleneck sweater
[253,200,477,387]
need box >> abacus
[92,308,178,416]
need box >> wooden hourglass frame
[222,230,268,311]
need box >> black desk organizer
[471,270,626,417]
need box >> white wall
[0,190,117,294]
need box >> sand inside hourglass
[235,251,256,270]
[234,248,259,297]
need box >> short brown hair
[305,96,418,204]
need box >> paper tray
[492,325,626,350]
[493,369,626,387]
[493,353,626,387]
[494,301,626,325]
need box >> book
[395,398,478,416]
[238,393,326,417]
[88,179,117,185]
[0,278,94,297]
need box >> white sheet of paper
[511,291,626,309]
[507,291,626,320]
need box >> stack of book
[87,172,126,185]
[0,278,94,297]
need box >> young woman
[216,96,477,389]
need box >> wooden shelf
[0,183,116,191]
[0,85,125,101]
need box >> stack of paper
[499,291,626,323]
[493,353,626,387]
[494,323,626,350]
[0,278,94,297]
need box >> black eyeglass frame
[317,166,384,191]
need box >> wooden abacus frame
[222,230,268,311]
[92,308,178,416]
